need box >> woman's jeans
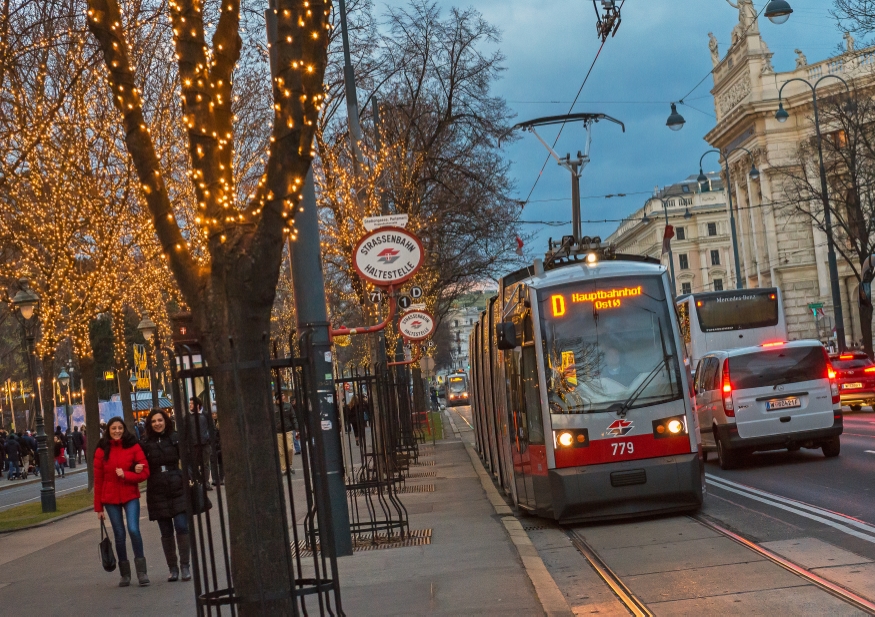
[156,512,189,538]
[104,500,144,562]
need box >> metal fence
[170,341,343,616]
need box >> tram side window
[521,312,544,445]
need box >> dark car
[829,351,875,411]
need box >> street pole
[147,341,159,411]
[336,0,365,166]
[649,196,677,297]
[570,157,582,244]
[291,171,354,557]
[64,383,75,469]
[777,76,850,351]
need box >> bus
[446,372,470,406]
[677,288,787,368]
[469,242,703,523]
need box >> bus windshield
[693,290,779,332]
[539,276,683,414]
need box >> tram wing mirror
[496,322,519,350]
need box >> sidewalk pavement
[0,412,560,616]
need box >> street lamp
[698,147,760,290]
[137,312,161,413]
[57,368,75,469]
[647,196,677,298]
[764,0,793,24]
[776,75,852,351]
[666,103,685,131]
[10,279,55,512]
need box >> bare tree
[772,88,875,356]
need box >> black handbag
[190,481,213,515]
[99,519,117,572]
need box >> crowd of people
[0,425,85,480]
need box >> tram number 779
[611,441,634,456]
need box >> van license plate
[842,382,863,389]
[766,397,800,411]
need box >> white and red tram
[469,243,704,522]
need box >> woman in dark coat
[141,409,191,582]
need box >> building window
[678,254,689,270]
[707,222,717,236]
[676,227,685,240]
[680,197,692,206]
[681,282,692,295]
[710,250,720,266]
[713,278,724,291]
[682,184,690,193]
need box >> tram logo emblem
[377,248,401,264]
[606,419,633,437]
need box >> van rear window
[729,346,826,390]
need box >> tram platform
[336,410,554,615]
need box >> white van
[693,340,842,469]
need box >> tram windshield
[448,375,468,393]
[539,275,683,414]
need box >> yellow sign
[133,344,151,390]
[560,351,578,385]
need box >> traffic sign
[410,302,426,310]
[410,285,423,299]
[369,290,384,304]
[398,295,413,310]
[398,309,435,341]
[362,214,409,231]
[808,302,824,309]
[353,227,424,287]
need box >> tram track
[562,515,875,616]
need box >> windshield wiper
[607,356,671,418]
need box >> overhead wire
[518,0,629,206]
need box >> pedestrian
[275,395,295,474]
[72,426,85,463]
[186,397,218,490]
[53,433,66,478]
[94,417,151,587]
[0,431,7,473]
[4,433,20,480]
[140,409,191,582]
[54,426,67,464]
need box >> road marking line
[865,450,875,454]
[706,475,875,544]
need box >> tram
[446,371,470,406]
[469,238,704,522]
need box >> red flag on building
[661,224,674,256]
[515,236,524,256]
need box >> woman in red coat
[94,417,151,587]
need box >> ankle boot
[162,537,179,582]
[134,557,150,586]
[118,560,131,587]
[177,534,192,581]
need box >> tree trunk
[79,355,101,490]
[860,300,873,359]
[117,364,136,430]
[195,272,294,615]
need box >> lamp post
[698,148,760,290]
[764,0,793,24]
[777,75,851,351]
[646,196,677,297]
[57,368,76,469]
[137,312,161,412]
[10,279,55,512]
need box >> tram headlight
[652,416,688,439]
[553,428,589,448]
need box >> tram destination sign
[398,309,435,341]
[353,227,424,287]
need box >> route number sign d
[353,227,423,287]
[398,309,435,341]
[410,286,423,299]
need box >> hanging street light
[666,103,686,131]
[764,0,793,25]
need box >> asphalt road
[0,468,89,512]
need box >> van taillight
[722,358,734,417]
[821,347,840,405]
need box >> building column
[743,172,765,288]
[732,177,753,288]
[759,170,780,287]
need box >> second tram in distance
[469,241,704,522]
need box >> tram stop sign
[353,227,424,288]
[398,309,435,341]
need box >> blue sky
[381,0,845,254]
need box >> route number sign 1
[353,227,423,287]
[398,309,435,341]
[398,295,413,310]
